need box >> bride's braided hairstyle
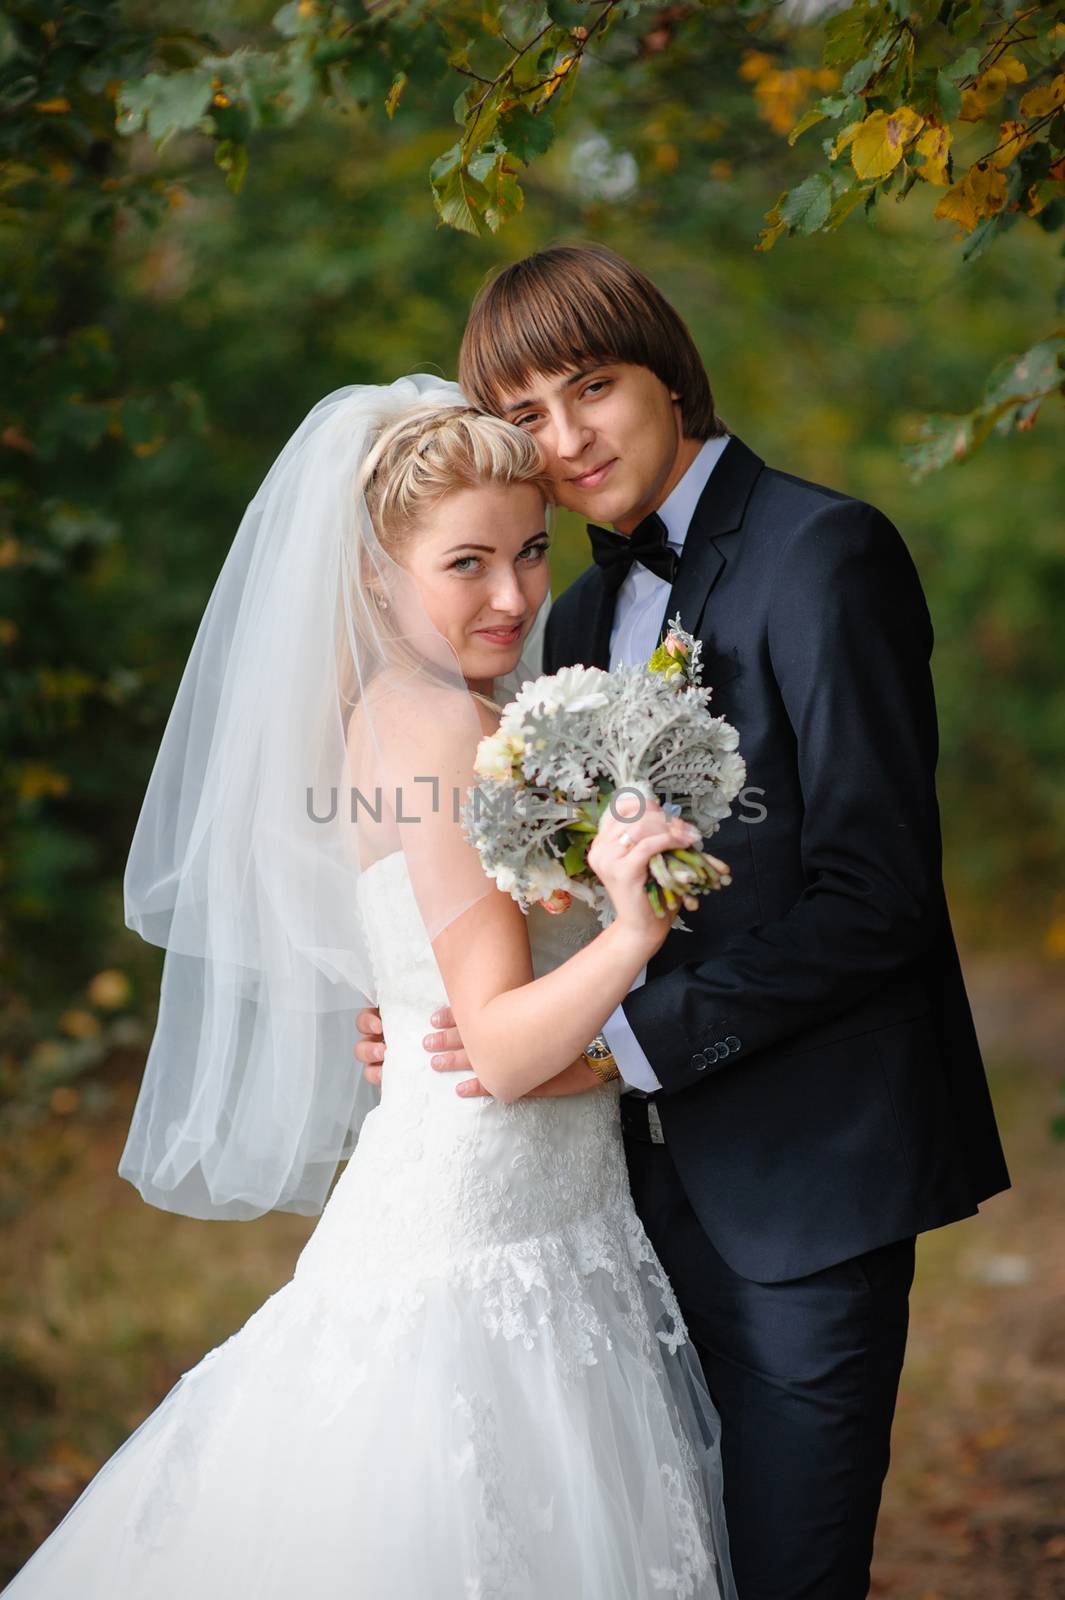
[360,401,551,552]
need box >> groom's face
[496,362,690,533]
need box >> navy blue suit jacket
[544,435,1010,1281]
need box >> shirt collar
[655,435,731,550]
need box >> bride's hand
[587,793,698,949]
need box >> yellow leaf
[960,55,1028,121]
[914,123,952,186]
[850,107,923,181]
[16,762,69,801]
[59,1009,102,1039]
[754,67,827,136]
[738,50,774,83]
[654,142,679,172]
[831,122,860,159]
[934,162,1007,234]
[540,55,574,103]
[32,96,71,114]
[992,120,1030,169]
[1019,73,1065,120]
[87,969,132,1009]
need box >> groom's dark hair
[459,243,725,440]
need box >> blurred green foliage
[0,0,1062,1126]
[113,1,1065,466]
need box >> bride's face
[399,481,550,691]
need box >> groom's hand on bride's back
[353,1005,473,1090]
[427,1007,600,1100]
[356,1006,598,1100]
[354,1007,386,1087]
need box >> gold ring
[620,831,635,852]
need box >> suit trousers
[621,1103,916,1599]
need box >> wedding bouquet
[464,619,746,925]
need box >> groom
[356,243,1010,1596]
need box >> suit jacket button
[715,1042,730,1061]
[725,1035,741,1053]
[691,1053,708,1071]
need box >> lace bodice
[317,851,627,1257]
[290,852,690,1363]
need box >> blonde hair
[340,401,551,710]
[360,401,552,551]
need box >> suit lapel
[660,434,765,641]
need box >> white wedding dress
[4,852,733,1599]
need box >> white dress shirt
[600,435,731,1094]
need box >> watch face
[586,1039,612,1061]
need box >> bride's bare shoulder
[350,672,497,763]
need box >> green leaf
[498,103,555,162]
[562,838,588,877]
[116,68,214,147]
[826,180,869,228]
[936,69,961,122]
[841,55,876,96]
[779,171,834,234]
[823,6,872,70]
[214,138,248,194]
[429,141,462,183]
[546,0,591,27]
[788,107,827,146]
[841,33,894,97]
[271,2,320,39]
[942,45,980,86]
[431,161,485,235]
[984,337,1065,411]
[818,93,859,119]
[961,214,1001,264]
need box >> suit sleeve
[622,498,944,1095]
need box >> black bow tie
[587,512,678,596]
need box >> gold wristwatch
[582,1034,621,1085]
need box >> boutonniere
[646,615,702,689]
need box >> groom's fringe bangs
[459,245,725,441]
[360,403,551,549]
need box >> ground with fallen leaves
[1,954,1062,1594]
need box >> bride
[3,378,735,1599]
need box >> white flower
[473,729,524,782]
[493,864,519,894]
[502,665,611,728]
[524,858,571,900]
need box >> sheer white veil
[120,376,541,1221]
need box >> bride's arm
[432,831,687,1102]
[429,755,693,1103]
[387,690,696,1103]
